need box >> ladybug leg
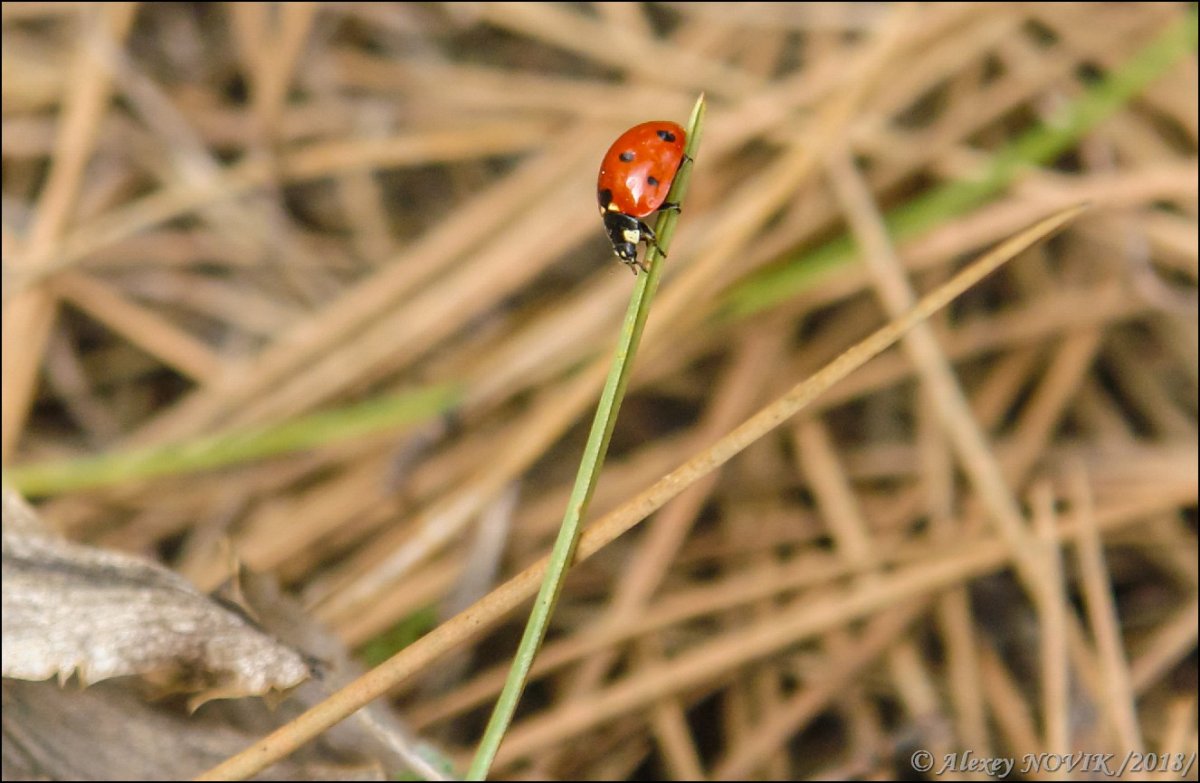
[658,201,681,214]
[638,220,668,260]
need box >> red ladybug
[597,121,688,274]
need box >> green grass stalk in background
[721,9,1198,319]
[4,383,461,496]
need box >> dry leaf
[1,678,385,781]
[1,488,310,696]
[0,488,441,779]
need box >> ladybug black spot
[657,130,676,142]
[619,151,635,162]
[598,188,613,208]
[647,176,659,187]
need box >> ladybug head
[613,240,637,261]
[603,211,642,265]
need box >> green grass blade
[4,383,461,496]
[721,10,1198,319]
[358,606,439,667]
[465,94,707,781]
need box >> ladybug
[597,120,688,274]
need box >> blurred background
[2,2,1196,779]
